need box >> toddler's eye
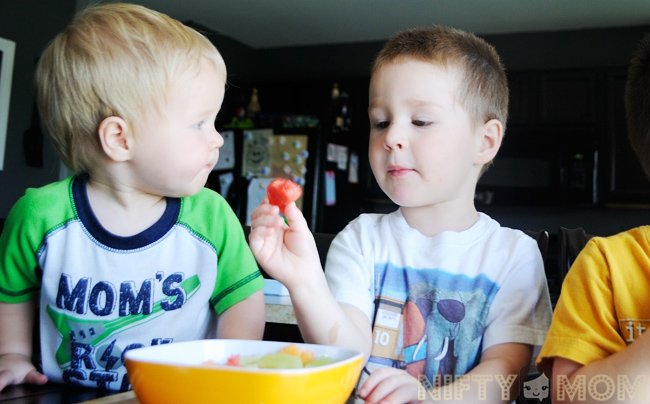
[412,120,431,127]
[373,121,389,129]
[194,121,204,129]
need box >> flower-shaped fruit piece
[267,178,302,214]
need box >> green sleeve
[0,177,76,302]
[179,188,264,315]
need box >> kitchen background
[2,0,650,241]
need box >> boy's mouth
[387,165,413,176]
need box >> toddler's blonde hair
[35,3,226,174]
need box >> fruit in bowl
[124,339,363,404]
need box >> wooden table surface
[0,383,136,404]
[80,392,138,404]
[0,384,357,404]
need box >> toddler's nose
[211,128,224,149]
[384,125,407,150]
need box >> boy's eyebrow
[368,102,382,110]
[369,100,444,111]
[407,99,442,109]
[194,105,221,118]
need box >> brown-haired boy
[251,26,551,403]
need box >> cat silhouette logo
[518,365,551,404]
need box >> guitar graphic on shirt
[46,274,201,367]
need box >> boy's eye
[412,120,431,127]
[373,121,389,129]
[193,121,204,129]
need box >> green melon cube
[257,353,303,369]
[304,356,334,368]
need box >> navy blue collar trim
[72,176,181,250]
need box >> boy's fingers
[0,369,16,392]
[250,213,285,235]
[250,202,279,222]
[359,368,406,399]
[24,369,48,385]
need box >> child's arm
[215,289,266,340]
[358,342,531,404]
[248,200,373,361]
[551,333,650,404]
[0,300,48,391]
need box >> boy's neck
[85,177,168,237]
[400,200,479,238]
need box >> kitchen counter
[264,294,296,325]
[263,278,297,325]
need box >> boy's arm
[552,332,650,404]
[359,342,530,404]
[215,289,266,340]
[248,201,372,360]
[0,300,48,391]
[463,342,532,403]
[291,288,373,362]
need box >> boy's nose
[384,125,406,150]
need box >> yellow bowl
[124,339,363,404]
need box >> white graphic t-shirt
[325,210,552,394]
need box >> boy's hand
[358,367,422,404]
[248,199,323,291]
[0,353,48,391]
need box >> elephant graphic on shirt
[403,282,491,383]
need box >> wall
[0,0,77,218]
[233,26,650,82]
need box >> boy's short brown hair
[372,26,509,131]
[626,33,650,177]
[35,3,226,174]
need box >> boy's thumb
[283,202,309,233]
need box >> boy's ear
[475,119,503,165]
[98,116,133,162]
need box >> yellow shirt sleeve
[537,235,631,369]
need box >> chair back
[523,229,550,264]
[557,227,594,279]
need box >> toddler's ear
[98,116,132,162]
[475,119,503,165]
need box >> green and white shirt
[0,176,263,391]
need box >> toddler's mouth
[387,165,413,176]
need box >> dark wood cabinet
[480,69,601,206]
[497,67,650,206]
[539,71,597,125]
[507,72,531,126]
[604,69,650,204]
